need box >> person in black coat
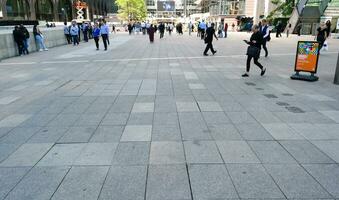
[242,24,266,77]
[13,26,25,56]
[203,23,218,56]
[20,24,30,54]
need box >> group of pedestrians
[13,24,48,56]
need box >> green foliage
[115,0,147,21]
[268,0,294,20]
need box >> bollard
[334,52,339,85]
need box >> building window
[5,0,30,20]
[147,0,155,6]
[36,0,54,21]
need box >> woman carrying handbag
[242,25,266,77]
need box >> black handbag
[247,45,260,58]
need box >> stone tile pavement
[0,32,339,199]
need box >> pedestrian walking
[70,21,79,45]
[218,23,223,38]
[63,22,71,44]
[33,25,48,51]
[83,22,89,42]
[149,24,155,43]
[199,20,207,40]
[159,22,165,39]
[188,21,193,36]
[203,23,218,56]
[224,23,228,38]
[13,26,25,56]
[93,23,100,50]
[128,23,133,35]
[20,24,30,54]
[275,21,282,38]
[100,20,109,50]
[111,24,116,34]
[325,20,331,38]
[286,23,291,38]
[168,23,174,35]
[260,19,269,57]
[242,25,266,77]
[232,23,235,31]
[316,22,327,51]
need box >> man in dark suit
[203,23,218,56]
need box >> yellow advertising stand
[291,41,320,82]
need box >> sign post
[334,52,339,85]
[291,41,320,82]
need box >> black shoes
[212,51,217,55]
[242,73,249,77]
[261,68,266,76]
[203,53,208,56]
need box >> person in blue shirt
[92,22,101,50]
[100,20,109,50]
[70,21,79,46]
[199,20,207,40]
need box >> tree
[115,0,147,21]
[268,0,295,19]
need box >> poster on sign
[294,41,320,73]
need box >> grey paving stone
[262,123,304,140]
[188,164,238,199]
[0,127,12,138]
[27,127,69,143]
[47,114,80,127]
[153,112,179,126]
[265,164,332,199]
[101,113,130,126]
[303,164,339,198]
[146,165,191,200]
[288,123,333,140]
[311,141,339,163]
[0,143,53,167]
[57,126,96,143]
[176,102,200,112]
[112,142,150,165]
[227,164,285,199]
[74,113,106,126]
[227,112,257,124]
[74,143,118,165]
[0,143,21,163]
[198,101,223,111]
[99,165,147,200]
[38,143,86,166]
[0,96,21,105]
[150,141,185,164]
[202,111,231,124]
[319,111,339,123]
[0,167,30,200]
[208,124,242,140]
[249,111,283,123]
[19,114,57,127]
[127,112,154,125]
[131,102,154,113]
[280,140,335,164]
[248,141,297,164]
[0,114,31,128]
[121,125,152,141]
[152,125,182,141]
[5,166,70,200]
[90,126,124,142]
[216,141,260,163]
[0,127,41,144]
[184,141,223,163]
[52,166,109,200]
[236,123,273,140]
[180,124,212,141]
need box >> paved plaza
[0,32,339,200]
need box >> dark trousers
[262,39,268,56]
[83,31,88,42]
[16,42,24,55]
[204,42,215,54]
[102,34,108,50]
[94,37,99,49]
[201,30,205,39]
[160,31,164,38]
[246,55,264,72]
[65,34,71,44]
[72,35,79,45]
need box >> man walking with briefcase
[203,23,218,56]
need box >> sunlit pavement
[0,31,339,200]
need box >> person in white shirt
[260,19,270,57]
